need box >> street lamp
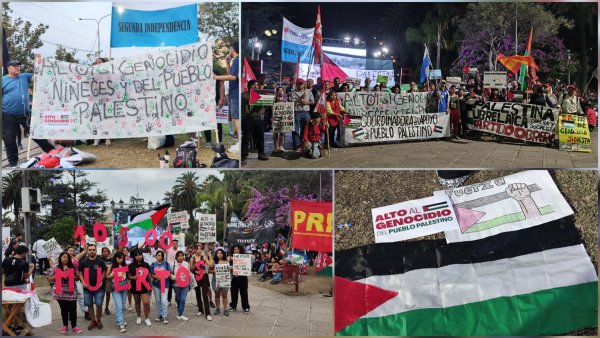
[78,13,112,58]
[566,49,572,85]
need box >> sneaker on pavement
[243,308,250,313]
[180,315,189,321]
[87,320,96,330]
[128,306,133,312]
[60,326,68,334]
[210,301,216,308]
[224,310,230,316]
[136,317,142,325]
[123,321,128,326]
[228,307,236,312]
[206,315,213,321]
[72,327,83,334]
[145,318,152,326]
[119,325,126,333]
[196,312,203,316]
[162,317,169,324]
[155,317,161,322]
[257,153,269,160]
[214,308,221,315]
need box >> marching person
[171,250,192,321]
[190,244,213,321]
[228,244,250,313]
[212,248,230,316]
[107,251,129,333]
[77,244,107,330]
[150,249,170,324]
[2,59,55,167]
[128,250,152,327]
[47,251,83,334]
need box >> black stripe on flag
[335,216,580,281]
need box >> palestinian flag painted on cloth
[117,203,170,233]
[335,216,598,336]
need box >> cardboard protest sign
[438,170,574,243]
[376,75,389,84]
[446,77,462,86]
[216,106,229,124]
[232,254,252,276]
[429,69,442,79]
[372,195,460,243]
[345,77,362,88]
[249,89,275,106]
[558,114,592,152]
[168,211,189,231]
[2,227,10,256]
[315,252,332,273]
[471,101,558,144]
[30,43,216,139]
[197,214,216,243]
[291,200,332,252]
[42,238,62,264]
[214,263,231,288]
[338,92,450,144]
[483,71,508,89]
[272,102,295,133]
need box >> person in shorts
[77,244,107,330]
[211,248,231,316]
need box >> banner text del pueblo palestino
[338,92,450,144]
[471,101,558,144]
[30,43,217,139]
[372,194,460,243]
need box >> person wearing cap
[559,85,584,115]
[290,78,314,152]
[438,79,449,114]
[240,80,268,164]
[544,83,558,108]
[2,59,55,167]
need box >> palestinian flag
[118,204,170,233]
[352,128,364,138]
[433,125,443,134]
[422,201,448,211]
[335,216,598,336]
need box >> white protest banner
[483,71,508,89]
[345,77,362,88]
[216,106,229,124]
[232,254,252,276]
[215,263,231,288]
[30,43,216,139]
[197,213,216,243]
[25,293,52,327]
[372,195,460,243]
[338,92,450,144]
[168,211,189,231]
[299,64,396,87]
[438,170,574,243]
[446,77,462,86]
[42,238,62,264]
[2,227,10,255]
[471,101,558,144]
[272,102,295,133]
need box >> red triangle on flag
[343,115,352,126]
[454,206,486,233]
[334,276,398,333]
[249,90,262,104]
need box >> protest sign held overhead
[196,213,217,243]
[167,210,189,231]
[110,3,199,48]
[291,200,332,252]
[372,195,460,243]
[30,43,217,139]
[483,71,508,89]
[438,170,573,243]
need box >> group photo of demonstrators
[240,2,597,168]
[2,2,240,169]
[1,169,333,336]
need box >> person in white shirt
[290,79,315,152]
[32,237,48,276]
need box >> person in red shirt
[585,102,597,132]
[325,91,346,148]
[302,113,327,158]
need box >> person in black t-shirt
[100,247,113,316]
[128,250,152,326]
[78,244,107,330]
[2,245,33,290]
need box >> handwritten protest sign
[437,170,573,243]
[232,254,252,276]
[30,43,216,139]
[214,263,231,288]
[558,114,592,152]
[272,102,295,133]
[168,211,189,231]
[42,238,62,264]
[197,214,216,243]
[471,101,558,144]
[338,92,449,144]
[483,71,507,89]
[376,74,389,84]
[372,195,460,243]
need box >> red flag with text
[291,200,332,252]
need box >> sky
[7,2,201,62]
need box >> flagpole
[279,61,283,84]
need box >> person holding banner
[213,41,241,154]
[67,245,89,320]
[291,79,315,152]
[273,87,289,152]
[128,250,152,327]
[228,244,250,313]
[171,251,192,321]
[190,244,213,321]
[107,251,129,333]
[150,250,170,324]
[47,251,83,334]
[212,249,231,316]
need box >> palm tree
[171,172,201,222]
[2,170,56,221]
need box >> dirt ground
[74,131,239,168]
[249,266,332,297]
[334,169,598,335]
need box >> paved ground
[29,278,332,336]
[243,131,598,169]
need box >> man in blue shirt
[438,79,449,114]
[2,60,54,166]
[214,41,240,154]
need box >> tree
[2,170,57,222]
[199,2,239,74]
[454,3,574,78]
[45,216,77,246]
[171,172,202,228]
[54,45,79,63]
[2,3,48,72]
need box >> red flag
[242,58,256,92]
[321,53,348,83]
[496,53,538,75]
[291,200,332,252]
[312,5,322,65]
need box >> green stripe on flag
[465,206,554,233]
[338,282,598,336]
[129,218,154,231]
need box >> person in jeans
[48,251,82,334]
[107,251,129,333]
[171,250,192,321]
[290,79,315,152]
[77,244,107,330]
[150,250,170,324]
[190,244,213,321]
[2,59,54,166]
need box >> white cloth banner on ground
[437,170,574,243]
[232,254,252,276]
[272,102,295,133]
[214,263,231,288]
[339,92,449,144]
[25,292,52,328]
[372,195,460,243]
[30,43,216,139]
